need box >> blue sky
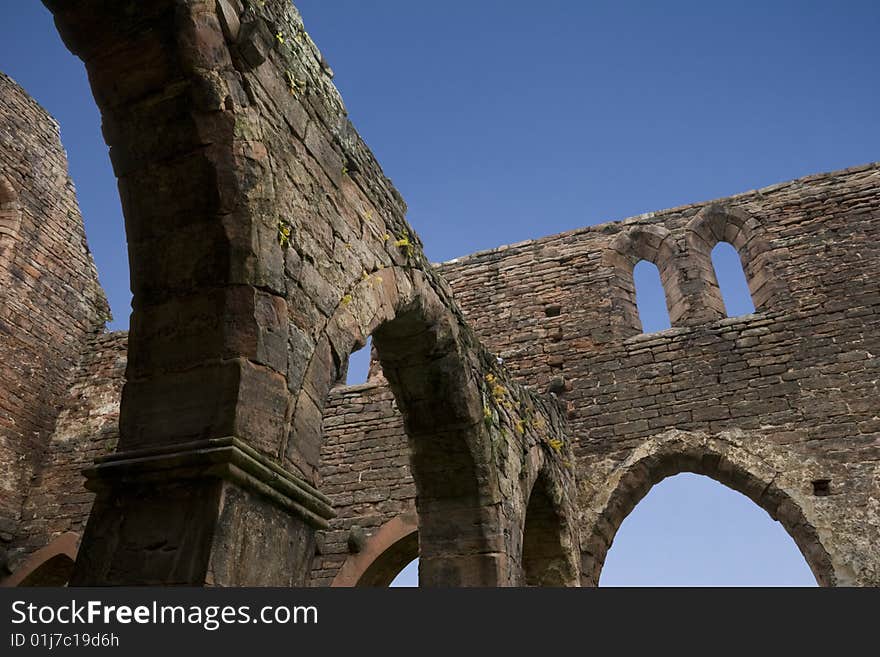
[4,1,877,586]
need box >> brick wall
[0,72,108,567]
[310,380,412,586]
[10,332,125,569]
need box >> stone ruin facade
[0,0,878,587]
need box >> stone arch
[1,532,79,587]
[0,174,21,276]
[604,224,686,335]
[290,267,506,586]
[686,204,780,313]
[580,431,840,587]
[520,448,580,586]
[44,0,569,587]
[331,512,419,587]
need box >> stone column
[45,0,333,585]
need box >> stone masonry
[0,72,108,577]
[34,0,572,587]
[314,162,880,587]
[0,1,877,586]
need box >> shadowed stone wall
[0,73,108,577]
[8,332,125,573]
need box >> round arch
[580,432,841,587]
[520,459,580,587]
[1,532,79,587]
[686,203,781,312]
[290,266,504,586]
[603,224,687,333]
[331,512,419,587]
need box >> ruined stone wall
[310,380,411,586]
[314,163,880,586]
[4,163,878,586]
[0,72,108,568]
[440,163,880,586]
[7,332,125,573]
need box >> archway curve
[291,266,504,585]
[331,512,419,587]
[688,203,764,254]
[1,532,79,587]
[580,432,839,587]
[519,446,580,587]
[287,266,480,468]
[686,203,781,311]
[604,224,687,333]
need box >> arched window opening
[330,515,421,587]
[633,260,671,333]
[711,242,756,317]
[389,558,419,587]
[344,336,373,385]
[599,473,817,586]
[522,473,570,586]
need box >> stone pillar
[72,438,332,586]
[45,0,333,585]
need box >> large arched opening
[294,267,505,586]
[521,470,579,586]
[580,434,839,587]
[600,473,816,585]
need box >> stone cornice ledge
[83,437,336,529]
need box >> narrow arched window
[633,260,672,333]
[344,335,373,385]
[711,242,755,317]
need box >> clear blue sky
[4,1,877,586]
